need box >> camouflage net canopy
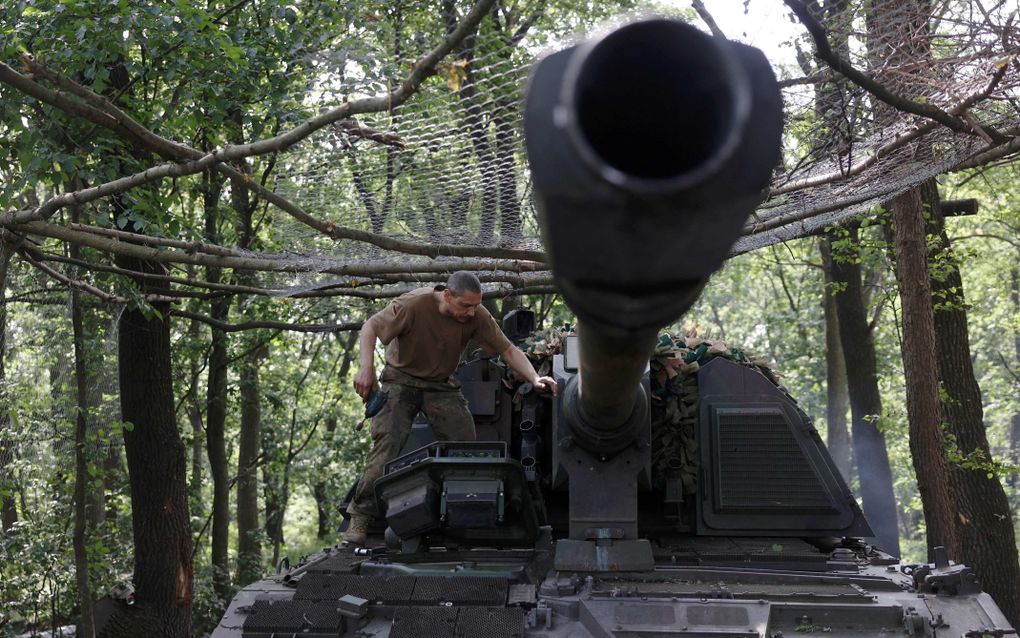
[257,0,1020,301]
[2,1,1019,312]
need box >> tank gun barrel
[524,18,783,455]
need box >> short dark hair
[447,271,481,296]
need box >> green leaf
[223,43,244,61]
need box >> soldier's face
[444,289,481,322]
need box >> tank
[211,18,1016,638]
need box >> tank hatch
[696,358,873,537]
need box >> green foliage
[941,165,1020,493]
[688,239,833,424]
[0,272,135,634]
[942,426,1020,479]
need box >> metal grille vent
[457,608,526,638]
[294,573,416,603]
[715,408,834,511]
[388,607,525,638]
[411,576,508,605]
[242,600,343,637]
[391,607,459,638]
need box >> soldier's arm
[355,300,410,400]
[501,345,558,395]
[353,320,380,400]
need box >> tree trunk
[925,194,1020,626]
[1010,268,1020,492]
[228,103,265,587]
[810,0,852,482]
[313,415,338,540]
[185,317,206,532]
[83,305,108,530]
[100,432,123,523]
[866,0,964,561]
[889,185,959,558]
[103,57,194,619]
[187,409,205,528]
[72,317,96,638]
[235,350,263,586]
[206,290,230,603]
[71,199,97,638]
[262,420,285,565]
[206,333,231,599]
[820,239,851,480]
[115,254,193,636]
[202,168,231,603]
[312,335,357,539]
[50,346,73,488]
[827,227,901,556]
[0,241,17,531]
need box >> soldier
[345,271,557,545]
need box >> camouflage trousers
[348,366,476,520]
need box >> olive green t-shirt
[366,286,512,381]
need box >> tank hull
[214,543,1014,638]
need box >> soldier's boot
[343,515,371,546]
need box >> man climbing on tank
[344,270,557,545]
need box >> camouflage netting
[516,326,792,495]
[2,2,1019,313]
[257,0,1020,301]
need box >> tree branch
[34,251,284,295]
[691,0,726,38]
[334,121,406,148]
[941,199,979,217]
[17,249,123,304]
[68,223,265,259]
[168,283,547,338]
[170,309,361,333]
[26,243,555,304]
[784,0,1008,143]
[769,119,940,198]
[950,232,1020,249]
[508,0,548,47]
[953,134,1020,170]
[778,70,838,88]
[1,1,543,263]
[9,220,546,276]
[769,48,1011,199]
[0,70,543,258]
[17,245,187,306]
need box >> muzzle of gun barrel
[524,17,783,452]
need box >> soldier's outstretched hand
[532,375,558,396]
